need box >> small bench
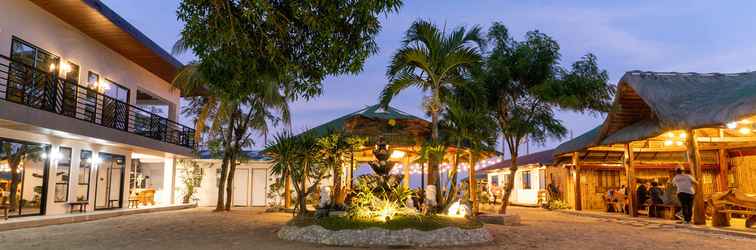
[67,201,89,213]
[649,204,679,220]
[128,199,140,208]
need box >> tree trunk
[215,154,229,211]
[469,152,479,215]
[224,152,238,211]
[446,149,460,205]
[499,156,518,214]
[428,87,441,206]
[8,160,20,212]
[284,174,292,208]
[332,161,342,207]
[298,161,309,216]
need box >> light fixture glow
[447,200,468,218]
[739,127,751,135]
[675,141,683,146]
[664,140,673,146]
[726,122,738,129]
[679,132,687,139]
[665,132,675,138]
[59,62,71,74]
[389,150,405,159]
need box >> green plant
[545,199,571,210]
[267,180,284,208]
[179,160,205,204]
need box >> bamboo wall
[730,155,756,194]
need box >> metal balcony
[0,55,195,149]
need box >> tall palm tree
[441,83,497,214]
[380,20,483,205]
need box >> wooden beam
[572,152,582,211]
[718,148,729,191]
[403,155,411,189]
[624,144,638,217]
[686,129,707,225]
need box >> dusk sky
[103,0,756,158]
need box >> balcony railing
[0,55,195,149]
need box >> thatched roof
[300,104,431,147]
[555,70,756,155]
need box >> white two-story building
[0,0,194,218]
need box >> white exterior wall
[188,160,273,207]
[0,127,132,215]
[0,1,181,217]
[486,165,545,206]
[0,0,180,112]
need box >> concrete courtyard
[0,206,753,250]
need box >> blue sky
[103,0,756,158]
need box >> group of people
[606,168,699,224]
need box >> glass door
[94,153,125,210]
[0,138,49,217]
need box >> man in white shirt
[672,168,699,224]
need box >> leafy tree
[480,23,614,214]
[380,20,483,205]
[176,0,403,102]
[174,0,402,211]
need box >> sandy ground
[0,206,753,250]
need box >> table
[67,201,89,213]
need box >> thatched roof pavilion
[553,71,756,226]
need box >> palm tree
[441,83,497,214]
[380,20,484,205]
[481,23,614,214]
[317,131,353,207]
[266,132,328,216]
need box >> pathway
[0,206,753,249]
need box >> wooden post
[572,152,582,211]
[403,155,411,189]
[717,148,729,191]
[686,129,706,225]
[349,152,355,190]
[624,144,638,217]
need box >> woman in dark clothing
[649,181,664,217]
[636,182,649,207]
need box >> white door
[251,169,267,206]
[234,169,249,206]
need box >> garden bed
[279,216,493,247]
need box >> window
[0,138,49,217]
[63,61,79,83]
[104,79,129,103]
[54,147,72,202]
[76,150,92,202]
[10,37,59,73]
[597,170,621,193]
[490,175,498,188]
[521,171,532,189]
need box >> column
[686,129,706,225]
[718,148,729,191]
[163,156,175,205]
[572,152,582,211]
[403,155,411,189]
[624,144,638,217]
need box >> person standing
[672,168,699,224]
